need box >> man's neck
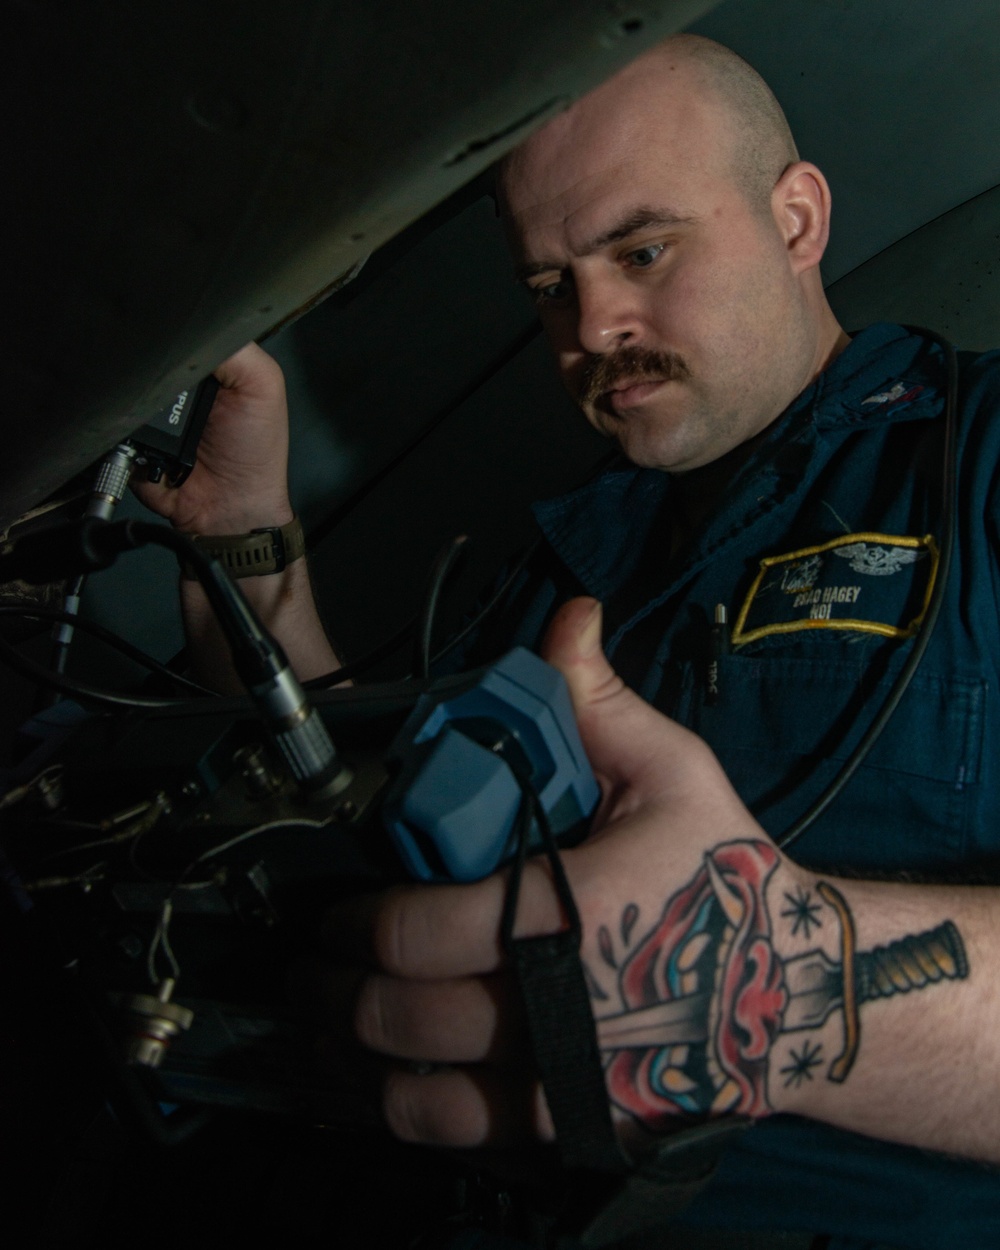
[668,431,771,557]
[667,312,850,558]
[817,326,852,377]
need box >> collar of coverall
[532,322,946,603]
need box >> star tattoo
[781,885,823,939]
[780,1040,824,1089]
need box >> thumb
[540,596,621,710]
[541,597,689,791]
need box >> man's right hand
[309,600,991,1166]
[132,340,341,687]
[132,341,294,536]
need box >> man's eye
[532,278,573,306]
[627,243,666,268]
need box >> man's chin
[586,405,699,472]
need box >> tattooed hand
[309,597,968,1157]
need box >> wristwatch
[182,516,306,579]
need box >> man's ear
[771,161,832,274]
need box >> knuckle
[381,1070,491,1148]
[381,1069,429,1144]
[371,886,414,976]
[352,976,389,1051]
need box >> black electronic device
[129,375,220,486]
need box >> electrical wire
[50,573,86,677]
[147,897,179,986]
[0,516,540,707]
[415,535,468,679]
[30,795,170,870]
[303,616,417,689]
[0,606,215,696]
[0,763,62,811]
[304,537,546,689]
[0,520,218,709]
[0,520,296,709]
[0,630,199,710]
[145,814,332,989]
[429,536,542,669]
[420,446,618,674]
[777,329,959,851]
[184,815,332,869]
[42,799,156,833]
[26,862,108,892]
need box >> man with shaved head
[144,32,1000,1250]
[496,35,843,476]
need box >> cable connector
[121,977,194,1069]
[86,443,139,521]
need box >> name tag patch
[731,533,938,646]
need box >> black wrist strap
[501,790,629,1174]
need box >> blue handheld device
[381,648,599,883]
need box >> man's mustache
[579,346,689,407]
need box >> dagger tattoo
[595,918,967,1073]
[591,842,970,1126]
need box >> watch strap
[182,516,305,579]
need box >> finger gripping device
[384,652,625,1174]
[382,648,599,883]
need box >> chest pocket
[679,641,984,875]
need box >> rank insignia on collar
[861,382,925,408]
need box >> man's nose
[574,274,645,355]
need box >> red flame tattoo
[605,840,786,1125]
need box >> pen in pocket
[706,603,729,705]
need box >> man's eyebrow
[514,207,695,282]
[584,207,696,252]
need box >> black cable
[0,519,257,710]
[0,630,198,711]
[415,535,468,679]
[306,536,475,688]
[777,329,959,851]
[305,535,544,688]
[429,536,542,669]
[0,606,215,697]
[0,604,438,712]
[0,515,537,708]
[303,616,416,688]
[421,451,616,672]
